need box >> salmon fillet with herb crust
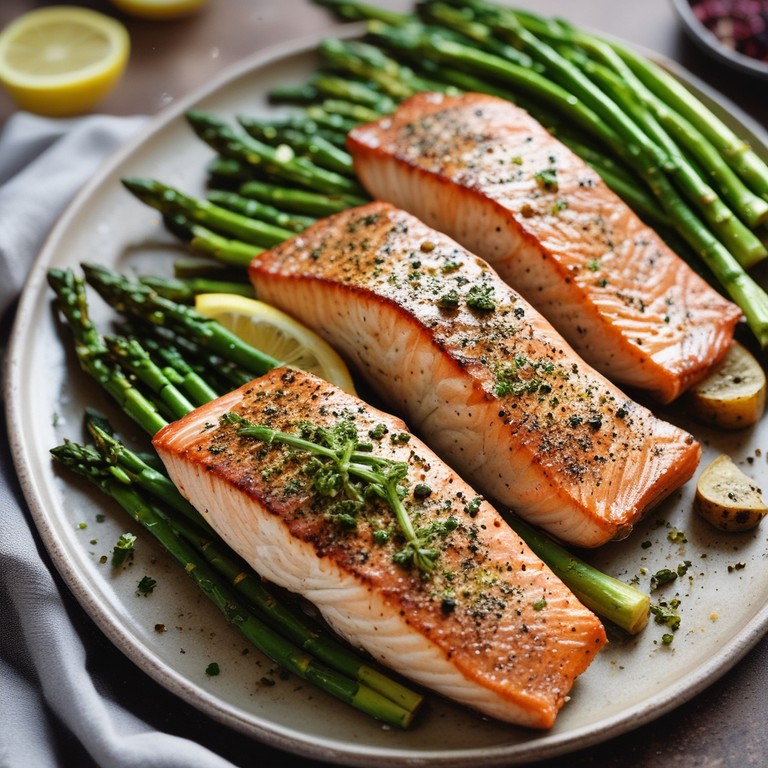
[346,92,742,404]
[249,202,700,548]
[153,367,607,728]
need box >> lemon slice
[108,0,208,20]
[195,293,357,394]
[0,6,130,117]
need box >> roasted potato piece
[695,454,767,532]
[688,341,766,430]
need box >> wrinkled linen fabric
[0,113,317,768]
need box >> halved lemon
[108,0,208,20]
[195,293,357,394]
[0,6,130,116]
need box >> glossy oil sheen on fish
[152,367,607,728]
[346,92,742,404]
[249,202,701,547]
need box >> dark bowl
[670,0,768,79]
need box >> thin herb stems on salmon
[220,412,451,574]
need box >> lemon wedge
[0,6,130,117]
[108,0,208,20]
[195,293,357,394]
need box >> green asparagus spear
[236,119,356,177]
[237,179,357,217]
[616,42,768,200]
[103,335,196,420]
[138,324,256,393]
[307,71,396,112]
[47,268,168,436]
[81,262,280,375]
[141,338,221,407]
[318,38,448,100]
[162,214,263,268]
[415,0,543,71]
[232,117,346,155]
[185,109,367,199]
[302,105,361,135]
[265,82,320,104]
[113,320,224,402]
[122,177,294,248]
[313,98,382,125]
[314,0,409,25]
[85,412,212,529]
[206,155,256,183]
[206,188,317,231]
[507,516,649,634]
[139,274,255,304]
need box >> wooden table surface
[2,2,768,767]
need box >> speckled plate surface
[6,26,768,768]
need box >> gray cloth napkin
[0,113,317,768]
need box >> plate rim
[5,21,768,768]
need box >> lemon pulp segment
[194,293,357,394]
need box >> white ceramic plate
[6,25,768,768]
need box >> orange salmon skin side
[249,202,700,547]
[152,367,607,728]
[346,92,742,404]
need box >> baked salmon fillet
[249,202,700,547]
[153,367,607,728]
[346,92,742,404]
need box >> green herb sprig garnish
[111,532,137,567]
[494,355,555,397]
[222,413,444,574]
